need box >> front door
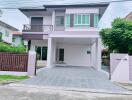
[59,48,64,63]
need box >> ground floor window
[36,46,47,60]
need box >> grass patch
[0,75,29,85]
[0,75,29,80]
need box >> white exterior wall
[57,43,91,67]
[43,15,52,25]
[30,40,48,51]
[0,25,13,43]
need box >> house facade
[20,3,109,69]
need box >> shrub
[0,42,26,54]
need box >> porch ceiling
[54,38,96,45]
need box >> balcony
[23,24,53,33]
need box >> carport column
[47,37,53,68]
[91,42,97,68]
[96,38,102,70]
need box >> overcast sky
[0,0,131,31]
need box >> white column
[47,37,52,68]
[52,41,56,64]
[96,38,102,70]
[91,42,96,68]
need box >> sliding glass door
[36,46,47,60]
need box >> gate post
[27,51,36,76]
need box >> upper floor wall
[21,3,108,32]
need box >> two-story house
[20,3,109,69]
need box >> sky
[0,0,131,31]
[99,0,132,29]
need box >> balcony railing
[23,24,53,32]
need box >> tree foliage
[100,18,132,55]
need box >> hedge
[0,42,26,54]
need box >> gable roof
[125,12,132,20]
[0,20,19,31]
[19,2,109,11]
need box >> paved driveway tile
[18,66,131,94]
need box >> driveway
[16,66,130,94]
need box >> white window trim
[74,14,90,26]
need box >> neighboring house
[20,3,109,68]
[12,31,23,46]
[0,20,25,46]
[125,12,132,20]
[0,20,18,44]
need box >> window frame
[55,16,64,26]
[74,14,90,26]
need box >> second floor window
[55,16,64,26]
[74,14,90,26]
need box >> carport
[47,31,101,70]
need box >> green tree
[100,18,132,55]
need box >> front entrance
[59,48,64,62]
[36,46,47,67]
